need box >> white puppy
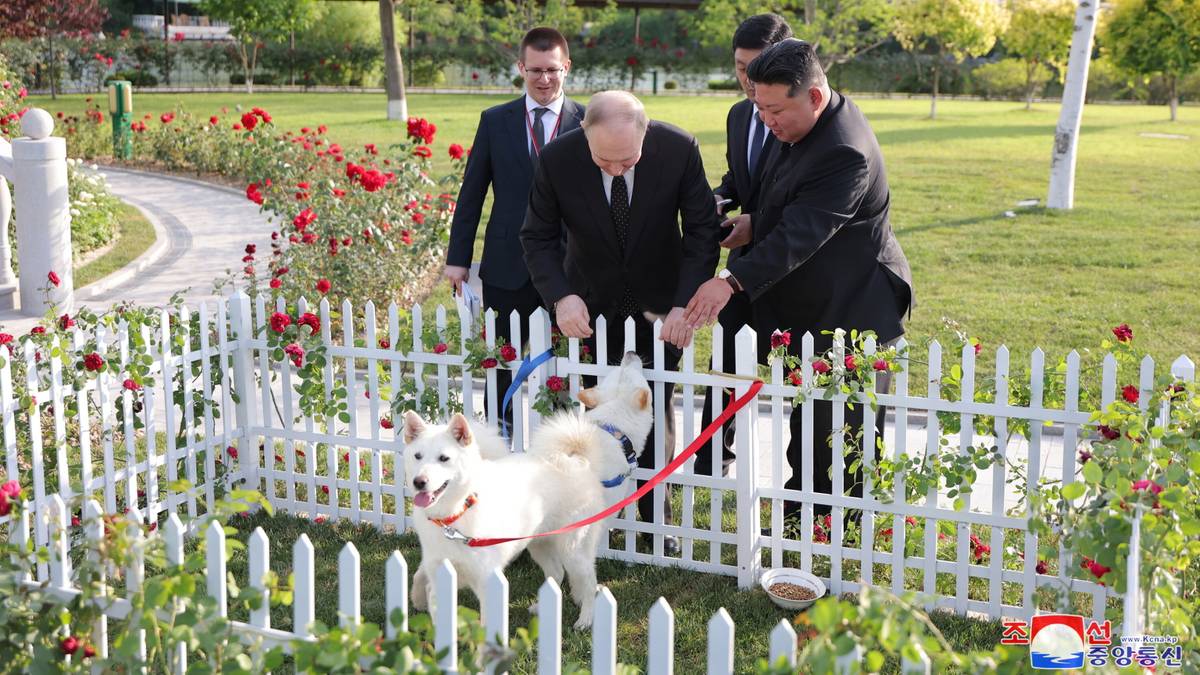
[404,353,653,629]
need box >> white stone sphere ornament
[20,108,55,140]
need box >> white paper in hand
[459,283,483,321]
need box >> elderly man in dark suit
[522,91,722,554]
[685,39,914,521]
[694,13,793,479]
[445,27,585,435]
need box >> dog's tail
[526,412,600,471]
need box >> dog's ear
[402,411,426,444]
[634,388,650,411]
[577,387,598,409]
[448,413,473,446]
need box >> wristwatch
[717,268,743,293]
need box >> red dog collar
[429,493,478,528]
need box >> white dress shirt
[601,167,636,206]
[525,93,564,154]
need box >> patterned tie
[610,175,639,318]
[748,113,765,176]
[530,107,549,162]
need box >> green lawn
[31,91,1200,374]
[74,201,157,289]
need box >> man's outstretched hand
[554,294,593,339]
[684,277,733,329]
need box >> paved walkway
[0,166,274,333]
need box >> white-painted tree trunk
[1047,0,1100,210]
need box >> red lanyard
[526,107,564,157]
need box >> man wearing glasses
[446,27,585,436]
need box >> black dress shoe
[638,533,681,556]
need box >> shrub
[707,78,739,90]
[663,80,678,90]
[104,69,158,88]
[972,58,1039,100]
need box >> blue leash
[499,348,554,440]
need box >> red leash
[465,379,764,547]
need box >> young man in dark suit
[521,91,722,554]
[445,27,585,435]
[694,13,793,479]
[684,39,914,521]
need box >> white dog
[404,352,653,629]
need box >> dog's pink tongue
[413,491,433,508]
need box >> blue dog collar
[599,423,638,488]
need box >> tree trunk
[1025,61,1036,110]
[380,0,408,121]
[930,61,939,120]
[47,32,57,100]
[805,0,816,24]
[1169,74,1178,122]
[1047,0,1099,210]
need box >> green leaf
[1082,461,1102,484]
[1061,482,1085,500]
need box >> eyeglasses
[524,67,565,80]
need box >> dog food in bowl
[768,582,818,602]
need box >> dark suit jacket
[713,97,776,218]
[726,91,914,350]
[446,96,585,290]
[521,121,722,318]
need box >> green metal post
[108,81,133,160]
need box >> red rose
[500,344,518,362]
[379,338,390,349]
[1078,449,1092,464]
[413,146,432,159]
[315,278,331,294]
[812,359,831,374]
[481,357,498,369]
[31,326,45,335]
[412,212,425,225]
[226,446,238,459]
[0,493,8,516]
[160,112,174,124]
[1131,479,1163,496]
[292,207,317,230]
[269,312,291,333]
[246,182,264,205]
[269,278,282,289]
[209,115,219,126]
[406,117,436,144]
[844,354,857,370]
[1036,560,1048,575]
[297,312,320,334]
[448,143,465,160]
[83,352,104,372]
[626,55,639,66]
[769,329,791,349]
[872,359,888,371]
[787,369,802,386]
[346,163,366,182]
[1098,424,1119,440]
[380,417,394,429]
[240,112,257,130]
[433,342,448,354]
[1112,323,1133,343]
[546,376,564,392]
[284,342,305,367]
[1122,385,1139,404]
[61,636,79,655]
[973,341,982,355]
[245,243,257,255]
[359,169,387,192]
[59,313,75,330]
[1082,557,1111,581]
[48,270,60,287]
[401,230,413,245]
[0,333,11,345]
[122,378,140,391]
[83,644,96,658]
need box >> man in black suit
[522,91,722,554]
[694,13,792,479]
[445,27,585,434]
[685,39,914,520]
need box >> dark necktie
[530,107,549,162]
[748,113,765,175]
[610,175,639,318]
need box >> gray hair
[581,91,648,135]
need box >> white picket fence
[1,290,1189,667]
[16,493,909,673]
